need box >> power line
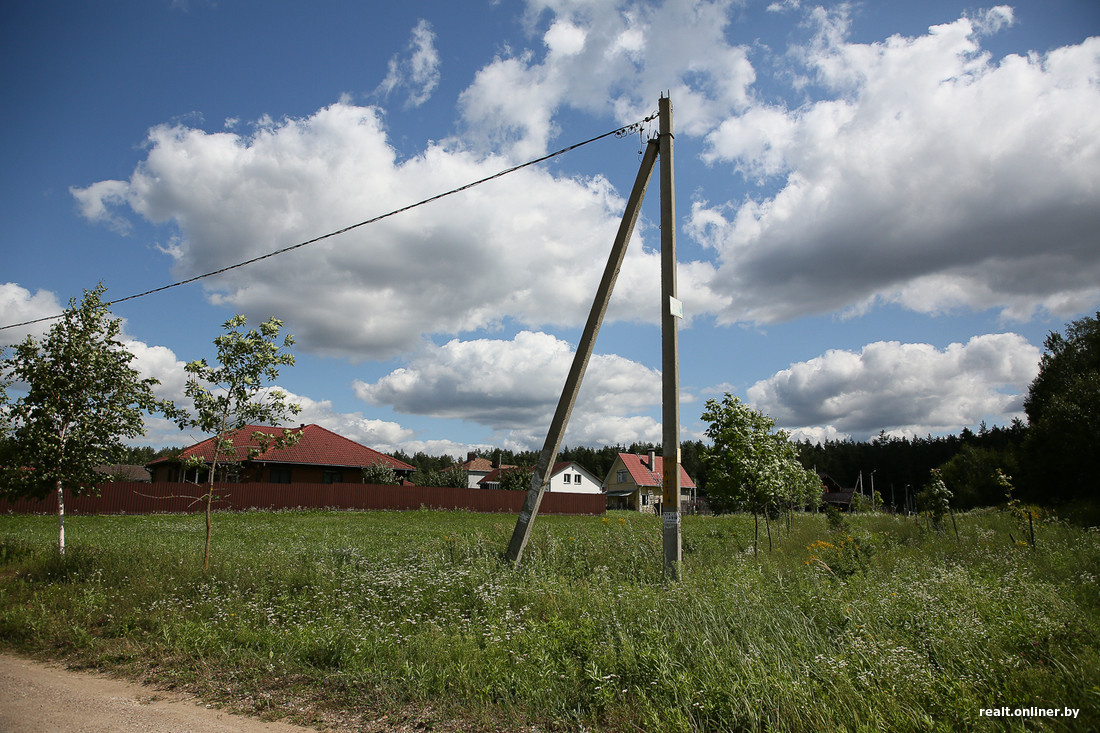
[1,114,658,333]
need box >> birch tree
[1,284,178,553]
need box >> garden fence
[0,481,606,516]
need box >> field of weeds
[1,508,1097,731]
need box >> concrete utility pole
[658,94,682,579]
[505,138,660,567]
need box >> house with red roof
[454,451,517,489]
[603,450,696,512]
[146,424,415,485]
[477,461,603,494]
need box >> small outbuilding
[820,474,855,511]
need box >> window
[574,474,582,484]
[616,469,628,484]
[322,469,344,484]
[270,467,291,484]
[563,474,572,484]
[641,493,649,506]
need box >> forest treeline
[386,424,1028,512]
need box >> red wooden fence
[0,481,606,516]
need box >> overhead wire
[1,112,659,333]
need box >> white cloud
[458,0,754,158]
[786,424,847,444]
[544,19,588,57]
[354,330,663,448]
[122,338,189,402]
[971,5,1014,36]
[70,180,134,234]
[72,100,710,359]
[696,13,1100,325]
[118,339,429,454]
[376,19,441,108]
[280,391,416,452]
[0,283,63,346]
[747,333,1042,439]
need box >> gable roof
[148,424,414,472]
[455,456,517,473]
[550,461,602,483]
[615,453,696,489]
[477,465,528,486]
[94,464,151,482]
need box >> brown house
[147,424,414,485]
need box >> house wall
[603,456,653,512]
[466,471,490,489]
[548,464,603,494]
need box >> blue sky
[2,0,1098,456]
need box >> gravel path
[0,653,318,733]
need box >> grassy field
[0,508,1097,731]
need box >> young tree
[362,460,400,485]
[177,315,300,570]
[701,394,820,553]
[1,284,178,553]
[412,465,469,489]
[496,466,534,491]
[917,468,953,531]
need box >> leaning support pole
[659,94,682,580]
[506,139,660,567]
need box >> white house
[478,461,603,494]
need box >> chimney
[467,451,478,463]
[648,449,656,471]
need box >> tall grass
[1,508,1097,731]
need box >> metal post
[659,95,682,579]
[506,139,660,566]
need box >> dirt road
[0,653,317,733]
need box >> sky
[2,0,1098,459]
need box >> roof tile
[148,424,414,471]
[617,453,696,488]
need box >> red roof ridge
[616,452,695,488]
[147,423,414,472]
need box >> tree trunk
[765,510,773,552]
[204,485,213,570]
[753,512,759,558]
[56,480,65,555]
